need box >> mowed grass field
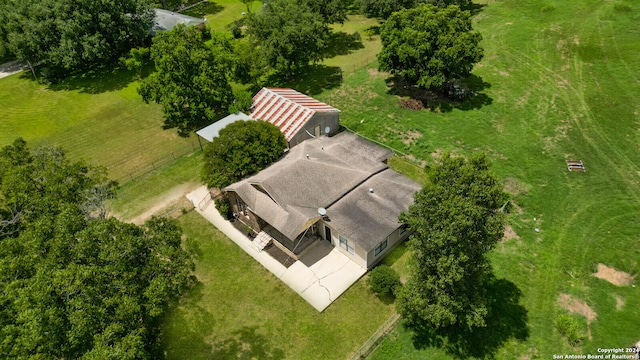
[0,67,198,182]
[313,0,639,358]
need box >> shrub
[555,314,585,347]
[215,197,232,219]
[368,265,401,297]
[230,24,242,38]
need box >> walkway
[186,185,366,312]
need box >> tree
[298,0,348,24]
[397,153,507,330]
[0,139,194,358]
[138,25,235,136]
[357,0,417,19]
[378,4,483,89]
[0,0,153,76]
[201,121,287,189]
[367,265,401,297]
[246,0,330,76]
[424,0,472,7]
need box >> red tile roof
[249,88,340,141]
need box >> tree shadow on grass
[386,74,492,113]
[409,277,529,359]
[181,2,224,18]
[210,326,286,360]
[324,31,365,58]
[43,64,141,94]
[462,2,487,16]
[266,64,342,96]
[160,281,216,360]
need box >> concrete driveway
[187,185,366,312]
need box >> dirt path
[126,182,200,225]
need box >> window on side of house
[399,224,409,236]
[339,235,355,255]
[237,198,248,217]
[374,237,388,257]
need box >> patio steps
[252,231,272,252]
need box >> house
[150,9,206,36]
[224,131,421,269]
[248,88,341,148]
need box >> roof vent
[306,154,310,159]
[369,188,374,193]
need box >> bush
[555,314,585,347]
[368,265,401,297]
[230,24,243,38]
[215,197,232,220]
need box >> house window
[339,235,355,255]
[374,238,388,257]
[399,225,409,236]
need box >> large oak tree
[0,0,153,75]
[246,0,329,77]
[378,4,483,89]
[138,25,235,136]
[398,153,507,330]
[0,139,194,358]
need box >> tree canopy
[0,0,153,75]
[0,139,194,358]
[246,0,330,76]
[397,153,507,330]
[298,0,348,24]
[378,4,483,89]
[201,120,287,189]
[138,24,235,136]
[357,0,417,19]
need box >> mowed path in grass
[0,69,198,182]
[314,0,640,358]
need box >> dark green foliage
[555,314,585,347]
[423,0,472,7]
[201,121,287,189]
[0,0,153,75]
[367,265,401,297]
[230,23,243,38]
[215,197,232,220]
[138,25,235,136]
[358,0,417,19]
[397,153,507,330]
[0,139,194,358]
[378,4,483,89]
[229,88,254,114]
[246,0,330,77]
[120,47,151,78]
[298,0,348,24]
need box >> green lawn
[0,67,199,182]
[310,0,639,358]
[162,212,398,360]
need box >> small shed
[196,112,254,148]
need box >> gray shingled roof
[150,9,205,36]
[225,131,420,247]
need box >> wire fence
[349,312,402,360]
[111,139,200,185]
[340,55,378,76]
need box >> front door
[324,226,332,243]
[314,125,321,137]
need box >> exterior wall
[227,192,265,233]
[321,222,367,268]
[365,226,411,269]
[288,112,340,148]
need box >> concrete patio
[186,185,366,312]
